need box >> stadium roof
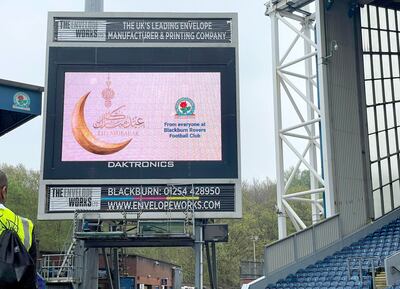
[267,0,400,14]
[0,79,43,137]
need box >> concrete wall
[324,0,371,236]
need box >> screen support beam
[194,220,204,289]
[79,3,104,289]
[266,0,335,238]
[85,0,104,12]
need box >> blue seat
[265,217,400,289]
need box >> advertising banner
[54,17,232,43]
[47,184,234,213]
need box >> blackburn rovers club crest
[175,97,195,116]
[12,92,31,111]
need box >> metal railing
[264,215,340,276]
[385,251,400,286]
[39,252,81,283]
[240,261,264,280]
[347,256,379,288]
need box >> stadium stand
[265,218,400,289]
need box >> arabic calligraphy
[93,105,145,129]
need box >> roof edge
[0,78,44,93]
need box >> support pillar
[211,242,218,289]
[194,221,203,289]
[77,244,99,289]
[271,11,287,239]
[205,243,214,289]
[316,0,335,217]
[103,248,114,289]
[77,1,105,287]
[112,248,121,289]
[85,0,104,12]
[304,17,320,224]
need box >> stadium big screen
[39,13,240,220]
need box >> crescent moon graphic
[71,92,132,155]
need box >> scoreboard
[39,13,240,220]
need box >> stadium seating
[265,218,400,289]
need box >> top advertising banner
[53,17,232,43]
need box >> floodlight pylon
[266,0,335,239]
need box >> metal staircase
[39,214,83,287]
[375,271,387,289]
[39,246,80,288]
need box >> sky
[0,0,276,181]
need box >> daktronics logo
[108,161,174,168]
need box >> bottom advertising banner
[46,184,235,213]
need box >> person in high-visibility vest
[0,170,37,289]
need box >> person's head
[0,170,8,204]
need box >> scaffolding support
[266,0,334,238]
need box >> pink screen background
[61,72,222,161]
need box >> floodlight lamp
[322,40,339,63]
[331,40,338,53]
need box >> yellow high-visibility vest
[0,207,34,251]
